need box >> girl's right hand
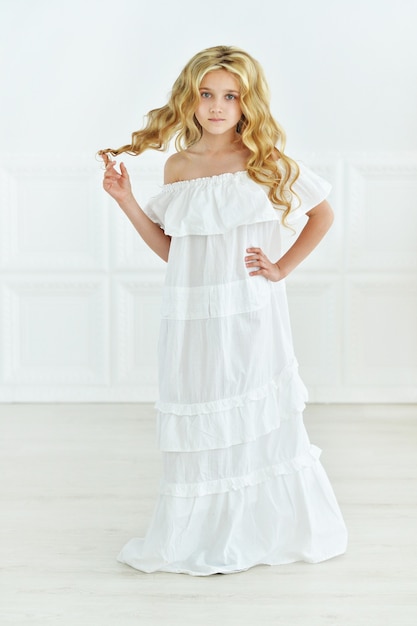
[101,153,133,205]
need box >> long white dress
[117,163,348,576]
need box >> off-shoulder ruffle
[144,171,278,236]
[143,163,331,236]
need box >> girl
[100,45,347,576]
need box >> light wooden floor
[1,403,416,626]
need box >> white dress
[117,163,348,576]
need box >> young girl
[100,45,347,576]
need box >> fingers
[99,150,129,181]
[103,162,120,190]
[245,247,274,278]
[119,162,129,178]
[100,151,113,168]
[244,248,281,282]
[245,252,263,277]
[103,158,128,177]
[100,152,121,176]
[246,247,263,260]
[245,247,264,267]
[102,157,132,201]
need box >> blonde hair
[99,45,299,222]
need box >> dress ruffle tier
[117,163,348,575]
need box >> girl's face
[195,69,242,136]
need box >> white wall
[0,0,416,402]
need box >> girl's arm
[102,156,171,262]
[245,199,334,281]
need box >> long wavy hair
[99,45,299,222]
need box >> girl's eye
[201,92,211,98]
[225,94,236,100]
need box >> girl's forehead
[199,69,240,90]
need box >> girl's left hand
[245,247,283,282]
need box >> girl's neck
[195,129,242,155]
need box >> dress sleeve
[142,194,165,229]
[286,161,332,224]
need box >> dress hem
[117,546,348,577]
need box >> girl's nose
[209,101,222,113]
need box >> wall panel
[286,275,342,399]
[0,157,107,271]
[0,276,108,398]
[112,276,162,399]
[346,155,417,272]
[345,275,417,397]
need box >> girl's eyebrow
[199,87,240,94]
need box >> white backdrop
[0,0,416,402]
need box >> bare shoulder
[164,152,190,184]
